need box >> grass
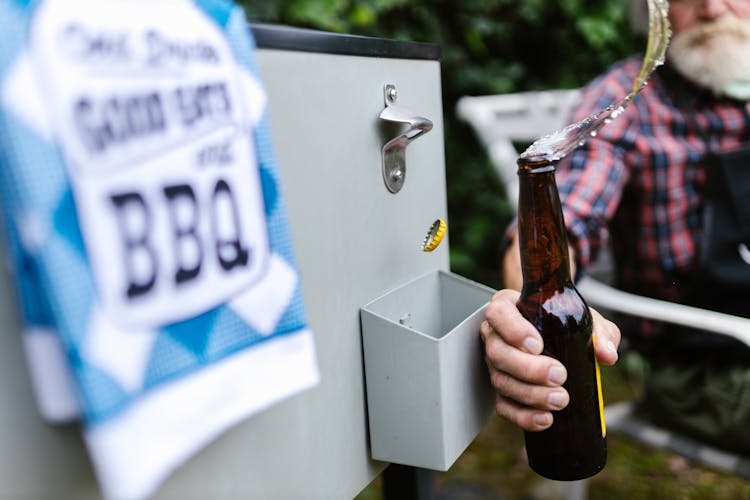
[356,357,750,499]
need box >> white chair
[456,90,582,209]
[456,91,750,481]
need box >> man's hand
[479,289,620,432]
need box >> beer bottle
[515,155,607,480]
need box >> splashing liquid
[521,0,671,162]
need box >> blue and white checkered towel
[0,0,320,498]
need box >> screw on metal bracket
[378,84,433,193]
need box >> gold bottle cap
[421,218,446,252]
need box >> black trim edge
[250,23,440,61]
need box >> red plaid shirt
[558,57,750,333]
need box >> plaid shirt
[558,57,750,333]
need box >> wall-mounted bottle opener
[379,84,433,193]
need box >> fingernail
[548,391,568,409]
[548,365,566,385]
[523,336,543,354]
[533,413,552,428]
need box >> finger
[590,307,620,366]
[495,393,554,432]
[484,289,543,355]
[502,233,523,291]
[488,367,569,411]
[482,325,567,387]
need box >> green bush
[239,0,641,287]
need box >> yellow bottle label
[593,334,607,438]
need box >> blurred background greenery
[238,1,750,498]
[239,0,641,289]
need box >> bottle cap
[421,218,446,252]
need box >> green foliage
[238,0,641,287]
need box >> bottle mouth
[517,163,555,175]
[517,154,556,174]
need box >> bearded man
[481,0,750,452]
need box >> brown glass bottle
[515,155,606,481]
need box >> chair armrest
[577,275,750,347]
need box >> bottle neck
[516,159,572,292]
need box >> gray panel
[0,46,449,499]
[157,49,449,499]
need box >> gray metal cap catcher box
[360,270,496,470]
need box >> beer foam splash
[521,0,671,162]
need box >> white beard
[667,13,750,96]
